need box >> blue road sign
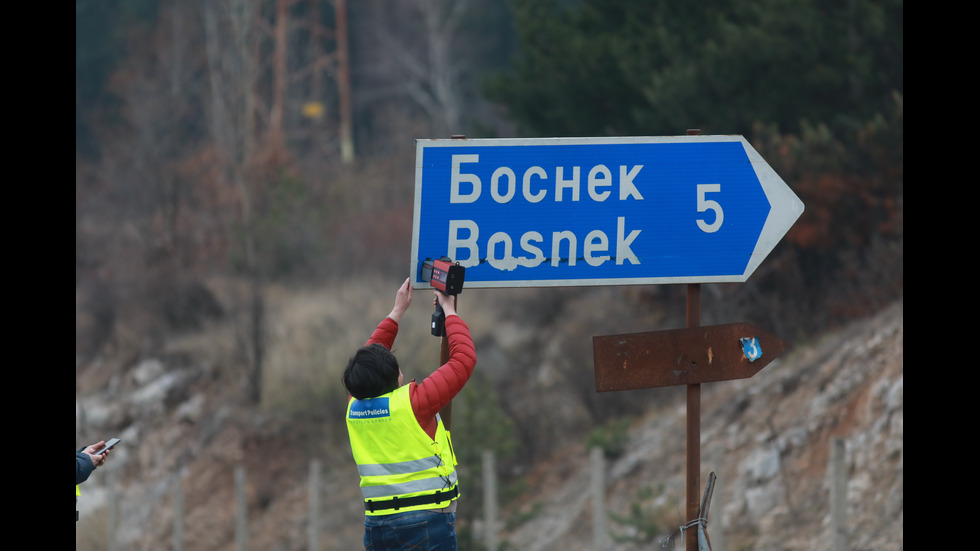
[411,136,803,289]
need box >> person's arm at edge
[76,442,107,484]
[77,451,95,485]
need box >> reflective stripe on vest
[346,385,458,514]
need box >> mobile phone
[94,438,121,455]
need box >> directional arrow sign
[411,136,804,288]
[592,322,787,392]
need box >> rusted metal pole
[686,283,701,551]
[685,127,702,551]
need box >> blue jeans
[363,510,457,551]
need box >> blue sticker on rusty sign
[740,336,762,362]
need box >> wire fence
[78,439,852,551]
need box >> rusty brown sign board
[593,322,786,392]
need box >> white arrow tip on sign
[740,138,805,280]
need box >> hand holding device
[93,438,121,455]
[420,257,465,337]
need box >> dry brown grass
[258,277,510,413]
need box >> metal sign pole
[684,127,702,551]
[686,282,701,551]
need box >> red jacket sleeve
[410,314,477,425]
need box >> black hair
[342,343,400,399]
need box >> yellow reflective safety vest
[346,385,459,515]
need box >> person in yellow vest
[76,441,111,522]
[343,278,477,550]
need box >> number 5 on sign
[697,184,723,233]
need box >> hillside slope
[75,292,902,551]
[501,300,903,551]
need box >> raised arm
[365,277,413,349]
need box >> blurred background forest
[76,0,903,353]
[76,0,902,549]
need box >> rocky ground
[501,300,903,551]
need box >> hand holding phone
[93,438,121,455]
